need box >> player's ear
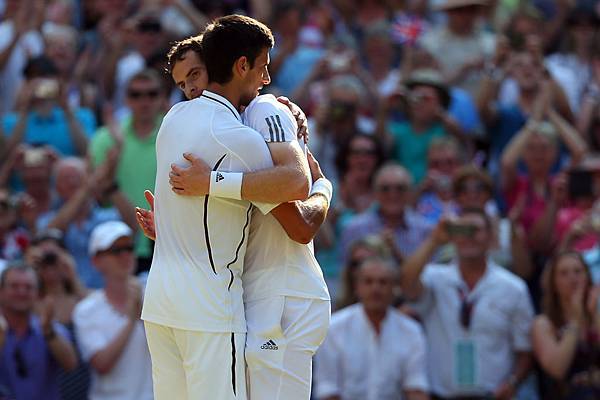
[233,56,249,78]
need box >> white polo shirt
[314,304,428,400]
[74,290,153,400]
[241,94,330,302]
[141,91,276,333]
[412,261,534,397]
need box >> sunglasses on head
[102,245,135,256]
[127,89,160,99]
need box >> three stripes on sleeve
[264,115,287,142]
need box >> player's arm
[169,98,310,204]
[170,141,310,204]
[270,150,331,244]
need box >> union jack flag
[391,13,429,46]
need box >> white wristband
[310,178,333,206]
[209,171,243,200]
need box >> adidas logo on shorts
[260,340,278,350]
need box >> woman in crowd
[532,251,600,400]
[316,133,386,295]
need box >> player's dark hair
[201,14,274,84]
[166,35,204,75]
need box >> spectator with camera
[1,56,96,159]
[315,257,429,400]
[0,262,78,400]
[73,221,153,400]
[28,229,90,399]
[90,69,166,272]
[380,68,466,185]
[532,251,600,399]
[340,163,433,267]
[37,157,137,289]
[401,208,534,400]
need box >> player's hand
[306,149,324,183]
[136,190,156,241]
[277,96,308,144]
[169,153,210,196]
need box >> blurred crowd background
[1,0,600,399]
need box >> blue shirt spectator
[0,316,71,400]
[2,106,96,157]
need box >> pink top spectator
[556,206,597,251]
[505,175,553,234]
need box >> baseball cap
[89,221,133,256]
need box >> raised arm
[401,219,448,300]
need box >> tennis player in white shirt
[138,18,331,400]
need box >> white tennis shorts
[244,296,330,400]
[144,322,247,400]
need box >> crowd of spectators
[1,0,600,399]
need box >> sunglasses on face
[349,148,376,156]
[377,184,409,194]
[127,89,160,99]
[457,182,489,194]
[137,21,162,33]
[102,245,135,256]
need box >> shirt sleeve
[409,265,437,317]
[400,323,429,392]
[511,283,534,351]
[314,330,342,399]
[244,97,298,143]
[73,302,111,362]
[224,124,279,215]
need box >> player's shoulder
[162,98,207,124]
[245,94,294,122]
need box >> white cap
[88,221,133,256]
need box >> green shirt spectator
[389,121,446,184]
[90,115,162,259]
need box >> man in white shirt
[73,221,153,400]
[401,208,534,400]
[140,15,329,400]
[137,25,332,399]
[315,258,429,400]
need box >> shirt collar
[201,90,241,121]
[449,260,497,295]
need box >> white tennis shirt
[241,94,330,303]
[141,91,276,333]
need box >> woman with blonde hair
[532,251,600,399]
